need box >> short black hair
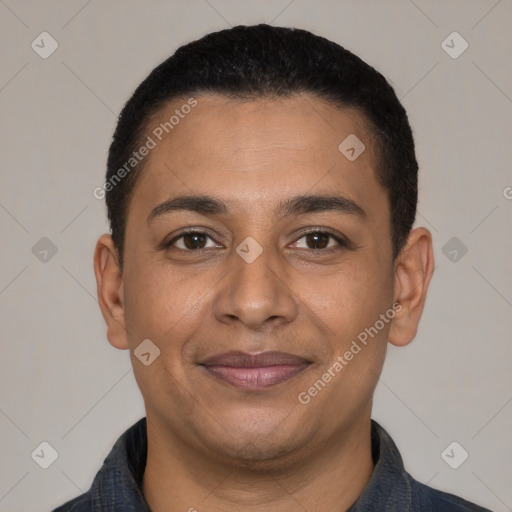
[105,23,417,269]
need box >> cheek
[122,262,219,385]
[297,258,394,341]
[124,252,199,322]
[124,268,204,410]
[296,267,392,418]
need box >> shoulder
[369,420,493,512]
[51,492,92,512]
[412,478,494,511]
[51,417,148,511]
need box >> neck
[142,414,374,512]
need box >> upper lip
[200,351,311,368]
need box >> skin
[94,93,434,512]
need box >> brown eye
[182,233,207,250]
[167,231,219,251]
[305,232,330,249]
[293,230,345,251]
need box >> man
[55,24,492,511]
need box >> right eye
[165,230,221,251]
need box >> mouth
[199,351,312,389]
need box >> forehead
[129,93,386,221]
[145,93,376,164]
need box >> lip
[200,351,311,389]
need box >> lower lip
[201,364,309,389]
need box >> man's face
[119,94,396,466]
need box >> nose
[212,240,299,331]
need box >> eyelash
[165,228,348,252]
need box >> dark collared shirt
[53,418,492,511]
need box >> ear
[93,234,129,349]
[388,227,435,347]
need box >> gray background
[0,1,511,511]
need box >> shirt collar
[89,418,412,511]
[90,417,150,512]
[348,420,413,511]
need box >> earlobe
[93,234,130,350]
[388,227,435,347]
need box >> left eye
[292,231,344,250]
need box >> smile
[200,351,311,389]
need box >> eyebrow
[147,193,367,223]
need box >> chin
[215,439,305,472]
[198,417,314,471]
